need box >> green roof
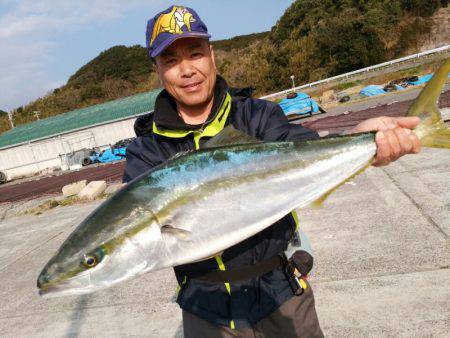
[0,89,161,149]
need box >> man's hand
[348,116,421,166]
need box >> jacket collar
[153,75,229,131]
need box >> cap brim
[150,32,211,58]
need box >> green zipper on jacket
[152,93,232,149]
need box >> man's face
[154,38,217,109]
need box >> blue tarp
[278,92,319,116]
[359,72,449,97]
[360,85,386,97]
[90,146,127,164]
[408,74,433,86]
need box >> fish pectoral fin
[310,193,328,209]
[161,224,192,241]
[203,125,263,148]
[310,162,371,208]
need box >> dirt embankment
[416,6,450,52]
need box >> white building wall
[0,117,139,181]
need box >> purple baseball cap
[146,5,211,59]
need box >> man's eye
[191,52,202,58]
[165,59,176,65]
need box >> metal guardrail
[260,45,450,100]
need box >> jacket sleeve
[122,137,162,183]
[252,99,320,142]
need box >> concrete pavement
[0,147,449,337]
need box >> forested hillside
[222,0,447,91]
[1,0,447,133]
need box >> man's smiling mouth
[181,81,202,90]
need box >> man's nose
[179,60,196,78]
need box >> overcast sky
[0,0,295,111]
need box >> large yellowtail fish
[37,59,450,297]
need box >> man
[123,5,421,337]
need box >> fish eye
[81,247,106,269]
[82,255,97,268]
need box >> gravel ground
[0,146,448,337]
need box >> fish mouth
[38,280,99,298]
[37,271,94,298]
[37,261,149,298]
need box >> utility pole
[7,111,14,128]
[290,75,296,90]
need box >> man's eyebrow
[187,42,203,51]
[161,42,205,58]
[160,50,177,58]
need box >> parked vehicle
[61,148,96,170]
[0,171,7,184]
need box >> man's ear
[152,57,159,70]
[152,59,163,86]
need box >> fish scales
[145,134,377,268]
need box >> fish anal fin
[203,125,262,149]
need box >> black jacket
[123,76,319,328]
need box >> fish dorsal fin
[203,125,262,149]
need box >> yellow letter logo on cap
[150,6,196,47]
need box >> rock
[321,90,335,103]
[78,181,107,200]
[62,180,87,197]
[104,183,125,196]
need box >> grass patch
[56,196,80,207]
[19,194,107,215]
[21,199,61,215]
[335,80,362,91]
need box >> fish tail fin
[407,58,450,149]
